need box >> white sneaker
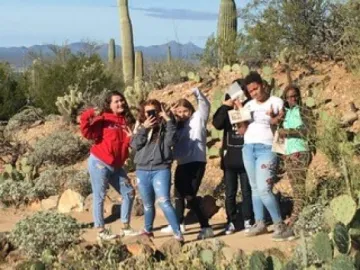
[97,229,118,241]
[197,227,214,240]
[244,220,252,233]
[160,224,186,234]
[121,227,139,237]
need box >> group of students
[80,71,312,243]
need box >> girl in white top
[240,71,295,241]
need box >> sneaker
[160,224,186,234]
[244,221,268,237]
[174,234,185,243]
[97,229,118,241]
[225,222,236,235]
[197,227,214,240]
[244,220,252,233]
[272,222,296,242]
[139,229,154,238]
[121,227,139,237]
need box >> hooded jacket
[212,95,250,171]
[80,108,131,168]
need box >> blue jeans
[136,169,181,236]
[88,154,134,228]
[242,144,282,223]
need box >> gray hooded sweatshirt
[131,120,177,171]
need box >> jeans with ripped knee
[88,154,134,227]
[136,168,181,236]
[242,144,282,224]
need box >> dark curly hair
[102,91,135,126]
[137,99,162,123]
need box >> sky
[0,0,248,48]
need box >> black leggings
[174,162,209,228]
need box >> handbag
[272,129,286,154]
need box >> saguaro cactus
[108,38,116,64]
[217,0,237,66]
[167,46,172,63]
[117,0,135,84]
[135,51,144,80]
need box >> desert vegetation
[1,0,360,269]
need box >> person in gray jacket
[161,87,214,240]
[131,99,183,242]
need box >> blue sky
[0,0,247,48]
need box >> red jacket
[80,108,131,168]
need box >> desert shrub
[0,62,28,121]
[0,179,38,206]
[10,211,81,257]
[28,51,120,115]
[144,59,197,89]
[53,241,130,270]
[4,107,44,136]
[28,131,89,166]
[35,169,91,198]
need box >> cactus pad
[333,222,351,254]
[249,251,268,270]
[331,254,355,270]
[200,249,214,265]
[313,232,333,262]
[330,194,356,225]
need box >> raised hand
[143,116,157,129]
[124,126,133,138]
[159,104,171,122]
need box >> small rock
[41,195,59,210]
[125,242,153,257]
[57,189,85,213]
[122,234,156,252]
[341,112,358,126]
[132,196,144,216]
[212,207,227,221]
[158,238,183,257]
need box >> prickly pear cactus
[249,251,268,270]
[55,86,84,124]
[241,65,250,77]
[313,232,333,263]
[331,254,355,270]
[333,222,351,254]
[267,255,283,270]
[282,261,299,270]
[200,249,214,265]
[305,97,316,108]
[330,194,357,226]
[232,63,241,72]
[223,65,231,72]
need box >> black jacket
[212,99,250,172]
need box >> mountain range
[0,41,204,68]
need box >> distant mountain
[0,41,204,68]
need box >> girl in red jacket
[80,91,137,240]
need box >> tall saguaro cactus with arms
[117,0,135,85]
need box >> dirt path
[0,208,296,256]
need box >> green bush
[28,52,121,115]
[53,241,130,269]
[4,107,44,136]
[35,169,91,198]
[10,211,81,257]
[0,179,38,206]
[28,131,89,166]
[0,62,28,121]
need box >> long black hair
[282,85,303,108]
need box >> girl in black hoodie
[212,79,254,235]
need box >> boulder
[212,207,227,221]
[41,195,59,210]
[57,189,84,213]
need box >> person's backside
[131,99,183,242]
